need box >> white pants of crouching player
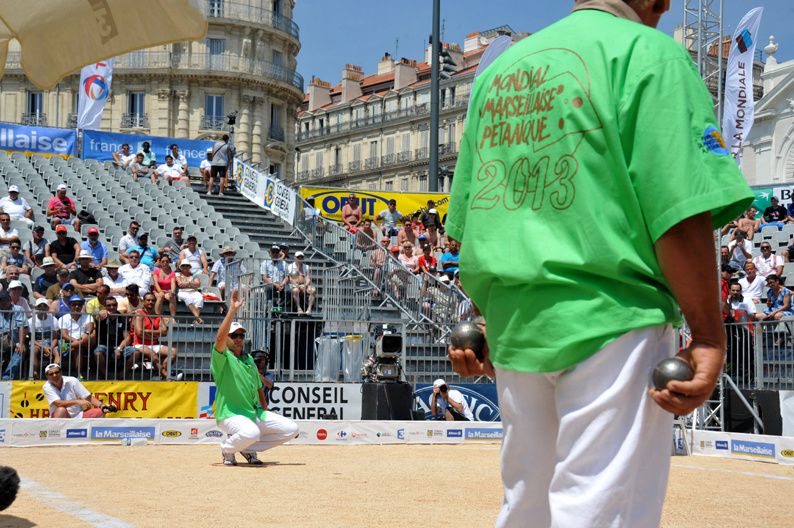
[495,325,674,528]
[219,411,298,454]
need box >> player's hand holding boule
[448,318,495,378]
[649,342,724,415]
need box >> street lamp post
[429,0,441,192]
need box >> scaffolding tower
[683,0,724,121]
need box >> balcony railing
[381,153,396,167]
[297,170,309,181]
[415,147,429,160]
[439,142,457,156]
[21,113,46,126]
[327,164,342,176]
[121,113,149,129]
[348,160,361,173]
[396,151,412,163]
[298,103,431,142]
[268,125,285,142]
[201,115,225,131]
[309,167,324,179]
[203,0,300,40]
[364,157,379,170]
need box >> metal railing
[364,157,379,170]
[203,0,300,40]
[297,104,432,142]
[21,113,47,126]
[120,113,149,129]
[201,114,226,131]
[268,125,285,142]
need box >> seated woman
[176,259,204,324]
[1,242,31,277]
[152,255,177,317]
[756,274,794,321]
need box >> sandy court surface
[1,444,793,527]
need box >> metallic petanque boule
[449,317,486,361]
[652,357,695,390]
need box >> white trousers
[219,411,298,454]
[496,325,674,528]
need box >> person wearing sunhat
[57,295,94,378]
[210,246,246,300]
[212,291,298,466]
[176,259,204,324]
[0,185,34,227]
[103,259,126,302]
[70,250,103,297]
[260,245,288,312]
[33,257,58,299]
[41,362,115,418]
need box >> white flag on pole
[722,7,764,161]
[77,59,114,130]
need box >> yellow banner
[10,381,198,419]
[300,185,449,224]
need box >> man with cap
[1,267,29,300]
[0,291,26,380]
[200,148,213,189]
[0,213,19,252]
[27,297,60,378]
[103,259,126,302]
[421,206,442,232]
[212,291,298,466]
[7,280,30,312]
[210,246,246,300]
[42,363,113,418]
[287,251,315,315]
[33,257,58,299]
[0,185,34,227]
[58,295,94,377]
[119,249,152,295]
[429,378,473,421]
[80,227,107,268]
[260,245,288,312]
[70,250,103,297]
[126,232,159,270]
[46,184,80,232]
[25,225,49,268]
[376,199,402,237]
[52,282,77,317]
[49,225,80,269]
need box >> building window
[270,103,283,140]
[402,133,410,153]
[301,155,308,172]
[315,152,323,169]
[269,163,282,178]
[27,91,44,116]
[353,143,361,161]
[386,136,395,156]
[419,175,428,192]
[127,92,145,115]
[334,147,342,167]
[400,178,408,192]
[204,95,224,130]
[209,0,224,17]
[385,181,393,191]
[206,38,225,69]
[369,141,377,159]
[272,0,281,15]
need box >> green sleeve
[446,105,481,242]
[619,57,754,242]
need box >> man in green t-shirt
[212,291,298,466]
[447,0,754,525]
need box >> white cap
[438,275,450,283]
[7,280,22,289]
[433,378,446,388]
[35,297,49,307]
[295,251,305,257]
[42,257,55,266]
[56,183,67,191]
[206,148,213,153]
[179,259,192,267]
[78,249,94,259]
[44,363,60,374]
[428,208,438,214]
[229,322,246,335]
[8,185,19,193]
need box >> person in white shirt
[169,144,188,173]
[287,251,316,314]
[726,230,753,271]
[118,221,140,264]
[27,298,59,377]
[155,155,186,185]
[0,213,20,252]
[42,363,111,418]
[752,242,784,279]
[739,262,766,303]
[103,259,126,302]
[0,186,34,227]
[210,246,246,299]
[119,249,152,295]
[57,296,95,378]
[430,378,474,421]
[112,143,136,168]
[727,283,757,317]
[200,149,213,189]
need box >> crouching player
[212,290,298,466]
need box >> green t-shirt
[210,345,265,422]
[446,10,754,373]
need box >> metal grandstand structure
[683,0,724,120]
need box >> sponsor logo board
[465,428,503,440]
[730,439,775,459]
[66,429,87,439]
[446,429,463,438]
[91,426,156,441]
[715,440,729,450]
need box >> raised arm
[215,290,244,351]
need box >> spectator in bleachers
[727,230,753,271]
[410,212,424,234]
[376,199,402,237]
[208,134,232,196]
[1,267,29,300]
[112,143,136,169]
[52,282,76,317]
[33,257,58,299]
[119,249,152,295]
[57,295,94,377]
[418,243,438,275]
[46,184,80,232]
[70,251,103,297]
[762,197,792,229]
[397,217,418,248]
[2,241,31,277]
[0,213,20,252]
[45,269,71,308]
[370,236,390,298]
[152,254,177,317]
[118,221,140,263]
[48,225,80,269]
[440,238,460,279]
[454,271,474,322]
[422,208,442,232]
[103,259,126,303]
[155,155,186,185]
[200,149,213,189]
[169,144,188,174]
[755,274,793,321]
[752,242,784,279]
[279,245,291,263]
[736,207,761,240]
[176,260,204,324]
[420,200,437,228]
[288,251,315,315]
[25,225,48,267]
[85,285,110,316]
[387,245,409,301]
[7,281,30,313]
[118,284,142,314]
[739,262,766,304]
[27,297,60,379]
[79,227,107,269]
[341,193,362,231]
[92,295,131,378]
[0,291,26,380]
[179,236,209,277]
[425,223,445,252]
[126,232,158,270]
[720,245,730,267]
[132,292,178,379]
[260,245,288,312]
[0,186,34,227]
[421,275,453,320]
[354,218,379,251]
[161,226,187,262]
[398,242,419,273]
[210,246,244,300]
[138,141,157,168]
[129,153,152,183]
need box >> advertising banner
[414,383,500,421]
[198,382,363,420]
[82,130,213,168]
[232,158,296,226]
[300,185,450,224]
[9,381,198,419]
[77,59,114,130]
[692,429,794,466]
[0,381,10,418]
[0,122,77,157]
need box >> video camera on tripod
[361,324,403,382]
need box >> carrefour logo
[83,74,109,100]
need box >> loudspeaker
[725,388,783,436]
[361,382,414,420]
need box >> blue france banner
[82,130,214,168]
[0,122,77,157]
[77,59,114,131]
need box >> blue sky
[294,1,794,84]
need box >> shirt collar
[572,0,643,24]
